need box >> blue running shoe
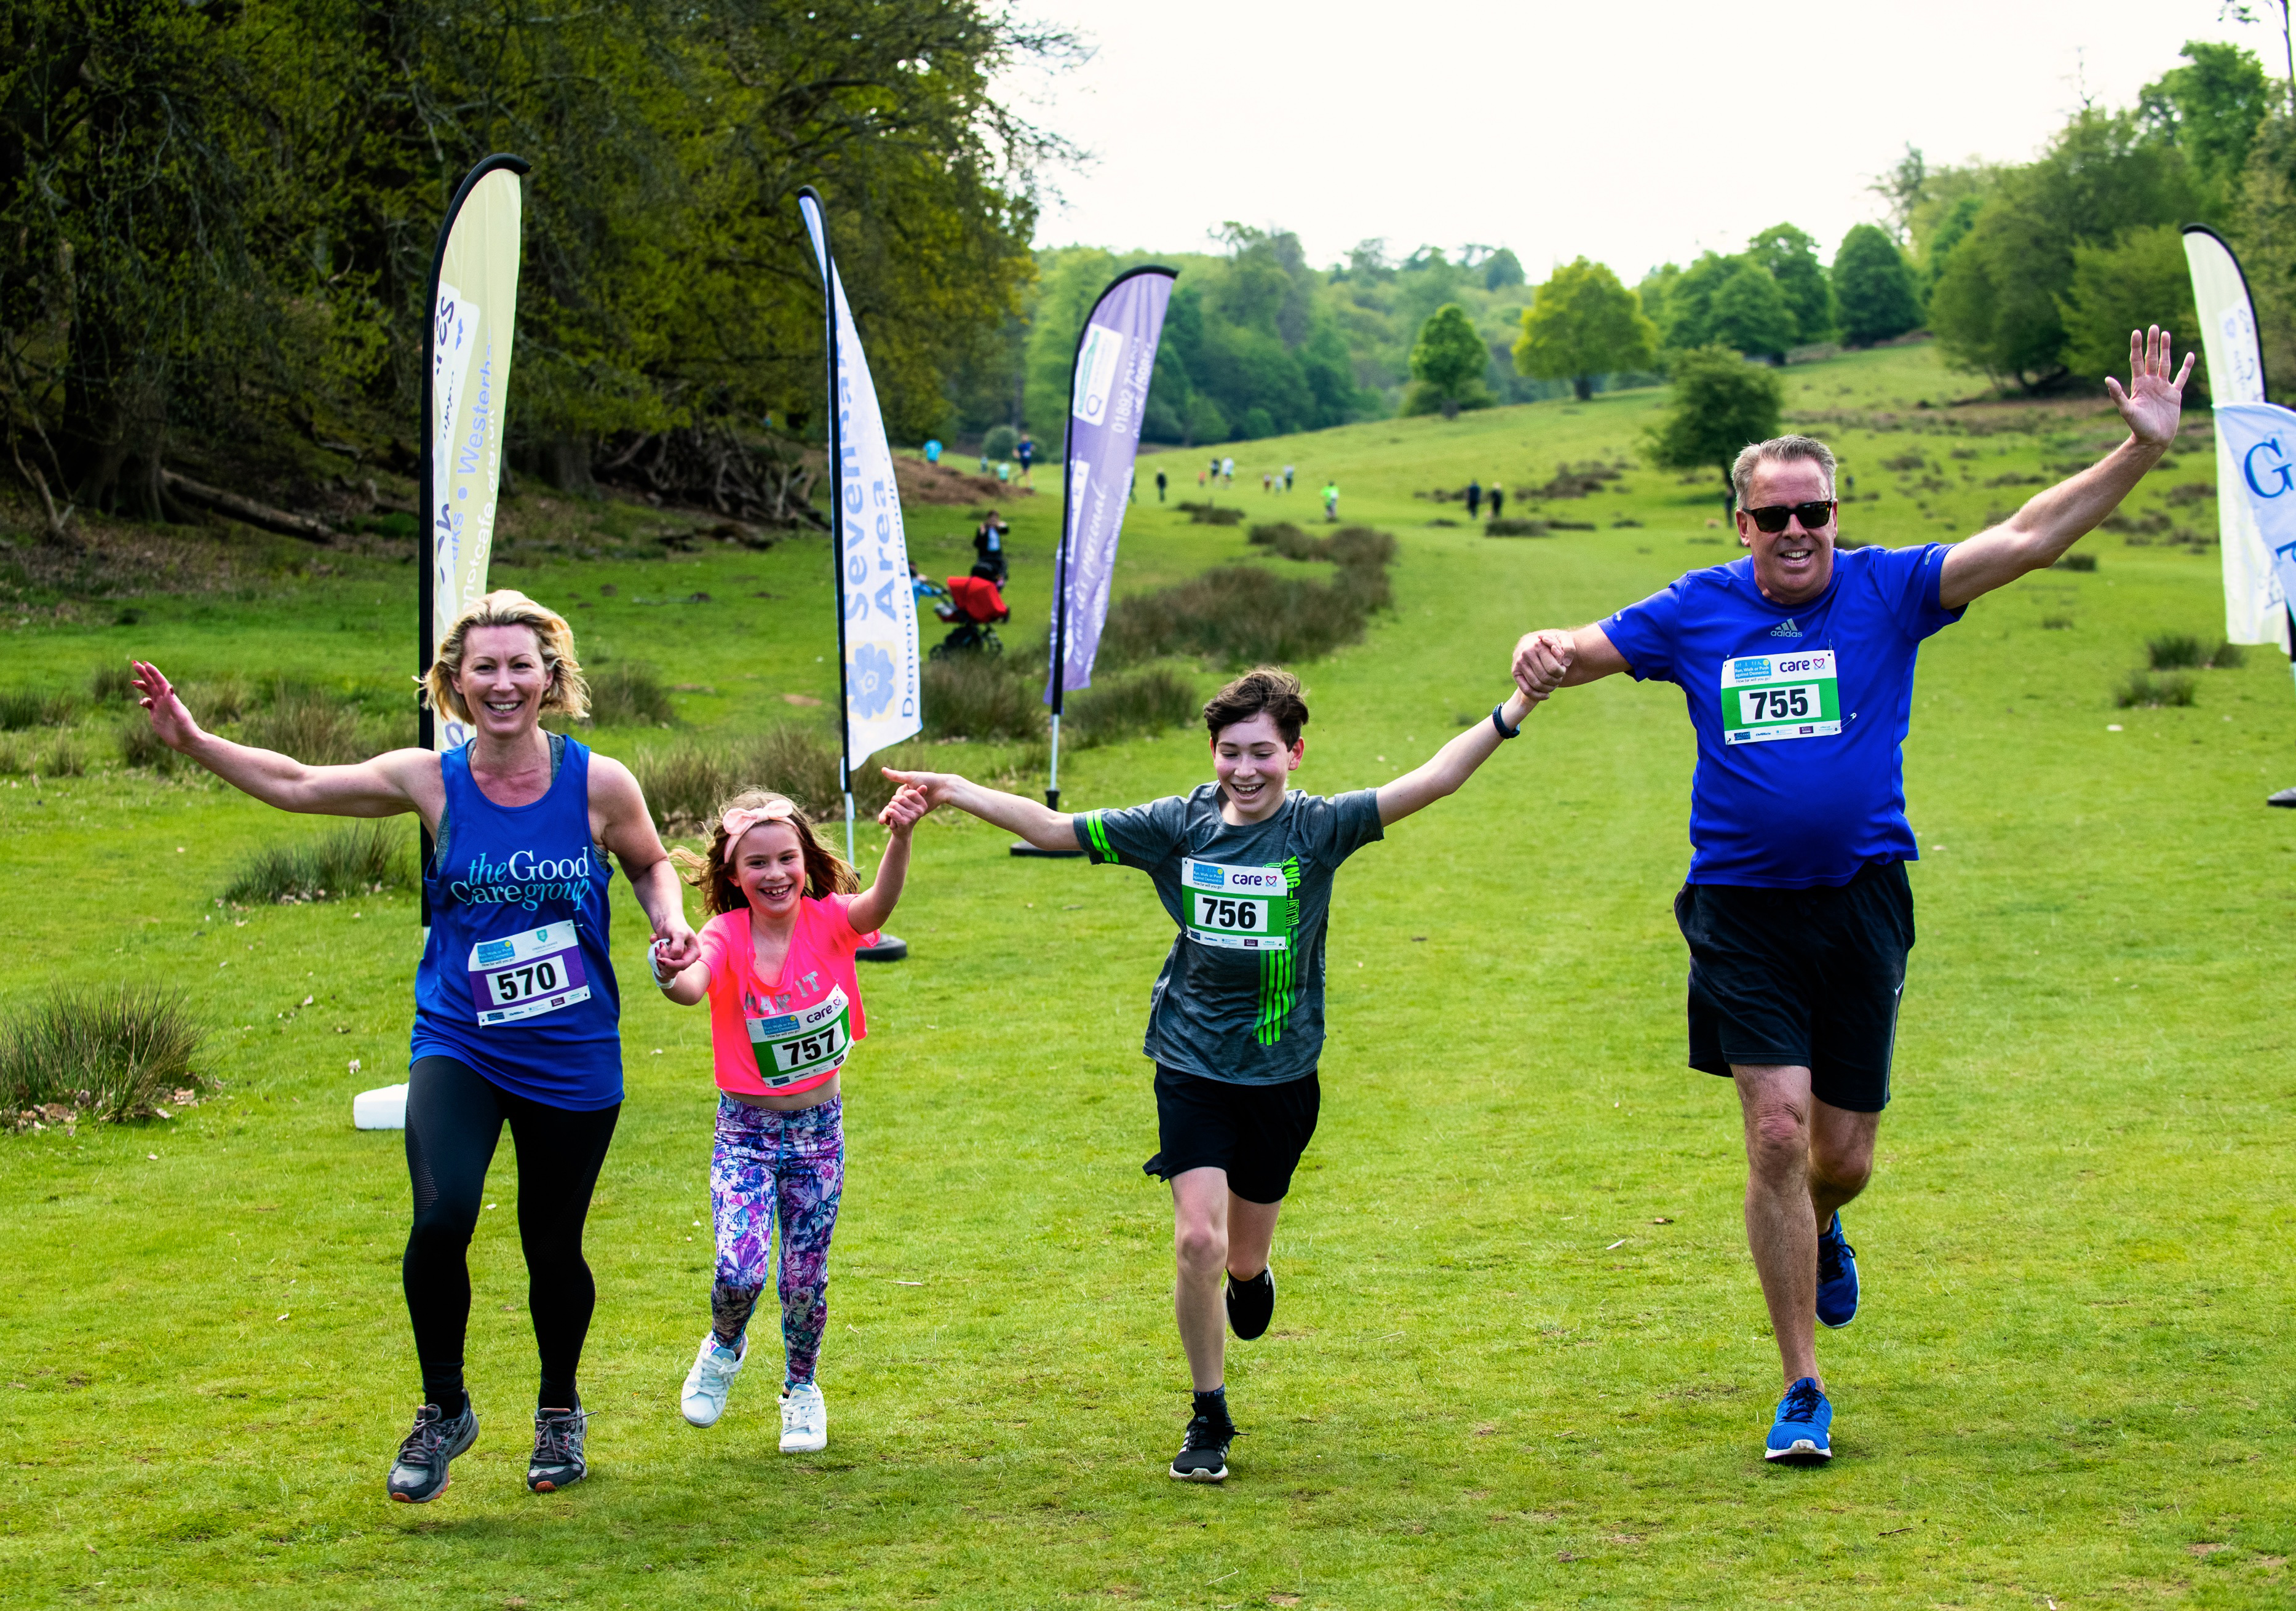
[1765,1377,1833,1464]
[1816,1212,1859,1329]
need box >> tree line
[2,0,1065,531]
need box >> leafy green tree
[1708,261,1797,360]
[1832,225,1923,346]
[1482,248,1525,290]
[2059,226,2201,392]
[2140,41,2271,201]
[1659,252,1739,348]
[1401,302,1493,418]
[1749,223,1835,344]
[1637,263,1682,343]
[1929,108,2196,389]
[1512,258,1658,401]
[1646,345,1784,522]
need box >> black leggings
[403,1056,621,1411]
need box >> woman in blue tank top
[129,591,699,1503]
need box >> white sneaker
[779,1382,827,1453]
[680,1334,745,1428]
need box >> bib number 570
[491,959,562,1003]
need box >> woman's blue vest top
[411,736,623,1109]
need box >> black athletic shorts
[1674,859,1914,1113]
[1144,1065,1321,1205]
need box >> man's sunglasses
[1742,500,1836,534]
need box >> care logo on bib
[469,921,592,1025]
[1720,650,1841,745]
[1181,858,1293,952]
[747,985,852,1088]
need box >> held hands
[2105,325,2196,451]
[876,781,931,837]
[128,661,202,752]
[877,767,959,809]
[650,918,701,979]
[1509,630,1575,705]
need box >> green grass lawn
[3,341,2294,1607]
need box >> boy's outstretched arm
[880,768,1078,853]
[1375,689,1537,828]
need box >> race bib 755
[1720,650,1841,745]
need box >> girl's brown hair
[421,589,589,723]
[668,789,859,917]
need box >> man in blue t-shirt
[1510,327,2192,1465]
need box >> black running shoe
[1225,1266,1276,1341]
[387,1400,479,1503]
[528,1407,588,1492]
[1169,1396,1238,1483]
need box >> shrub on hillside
[632,726,931,832]
[2052,554,2098,572]
[0,688,79,730]
[1,985,205,1121]
[1068,668,1199,748]
[924,655,1044,742]
[2117,670,2197,708]
[2146,633,2203,670]
[1485,518,1552,538]
[1178,501,1244,526]
[1098,566,1372,670]
[2209,641,2247,669]
[116,718,176,771]
[88,664,138,703]
[589,662,675,726]
[222,821,413,905]
[242,685,367,764]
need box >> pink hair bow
[719,797,798,864]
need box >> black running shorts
[1145,1065,1321,1205]
[1673,859,1914,1113]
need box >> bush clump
[2116,670,2198,709]
[1485,518,1552,538]
[2209,641,2247,669]
[0,734,85,776]
[632,725,939,832]
[240,685,368,764]
[221,821,414,905]
[1,985,205,1122]
[2146,633,2203,670]
[1096,523,1397,671]
[1067,667,1199,748]
[88,664,138,703]
[924,655,1045,743]
[0,688,80,730]
[116,718,176,771]
[588,662,675,726]
[1177,500,1244,526]
[2052,554,2098,573]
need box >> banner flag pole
[1012,265,1178,859]
[799,188,921,953]
[2182,224,2296,805]
[418,151,530,926]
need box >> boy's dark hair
[1203,666,1309,746]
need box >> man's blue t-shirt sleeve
[1869,543,1967,642]
[1602,579,1686,684]
[1075,795,1186,867]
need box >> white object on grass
[354,1083,409,1129]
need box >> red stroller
[931,568,1010,659]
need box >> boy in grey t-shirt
[885,659,1559,1481]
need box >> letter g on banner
[2244,436,2294,499]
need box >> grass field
[3,341,2294,1608]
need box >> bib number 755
[1742,685,1812,722]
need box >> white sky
[1009,0,2279,277]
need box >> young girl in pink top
[653,783,929,1452]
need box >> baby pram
[929,568,1010,659]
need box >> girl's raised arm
[847,783,929,934]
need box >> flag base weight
[2270,787,2296,808]
[857,934,908,963]
[1011,842,1084,859]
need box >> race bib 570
[1720,650,1841,746]
[468,921,592,1026]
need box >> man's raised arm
[1939,326,2195,610]
[1511,624,1629,699]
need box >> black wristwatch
[1490,701,1522,741]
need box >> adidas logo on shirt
[1769,618,1803,637]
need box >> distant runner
[1321,480,1337,521]
[883,662,1562,1484]
[1510,328,2192,1465]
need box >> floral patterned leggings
[709,1094,843,1386]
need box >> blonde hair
[423,590,590,722]
[669,789,859,917]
